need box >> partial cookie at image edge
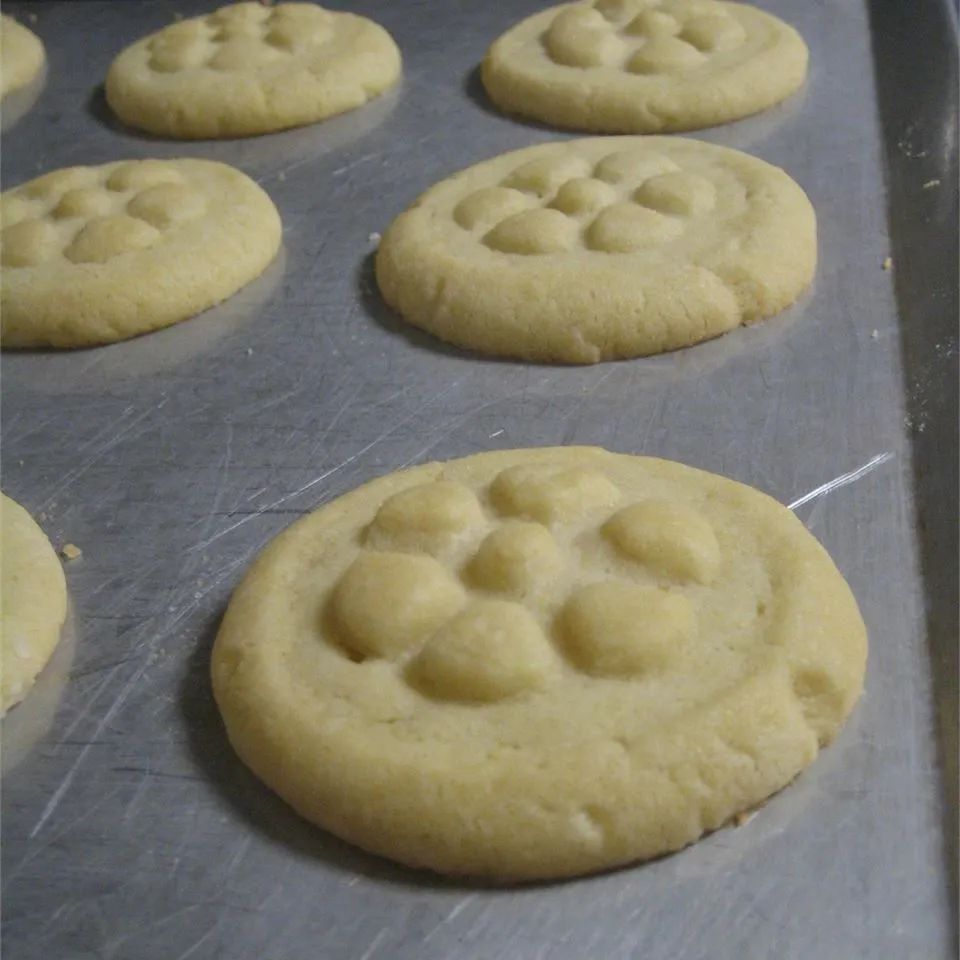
[104,2,402,139]
[1,493,68,716]
[0,14,46,99]
[0,157,282,348]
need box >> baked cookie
[376,136,816,363]
[1,158,281,348]
[212,447,867,881]
[105,2,401,139]
[1,494,67,715]
[0,15,45,98]
[482,0,808,133]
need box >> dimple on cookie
[105,2,401,138]
[1,158,281,348]
[212,447,866,880]
[376,136,816,363]
[482,0,808,133]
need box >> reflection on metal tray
[1,1,956,958]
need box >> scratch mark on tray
[38,400,168,511]
[26,546,255,841]
[174,922,219,960]
[111,766,203,782]
[256,153,320,186]
[423,894,478,942]
[788,452,894,510]
[358,930,388,960]
[189,380,462,552]
[332,152,380,178]
[198,422,234,540]
[561,367,618,442]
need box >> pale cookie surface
[212,447,866,880]
[105,2,401,138]
[376,136,816,362]
[1,158,281,348]
[482,0,808,133]
[1,494,67,715]
[0,15,45,98]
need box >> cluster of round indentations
[0,161,208,268]
[324,465,729,702]
[452,149,719,255]
[145,3,335,74]
[542,0,747,74]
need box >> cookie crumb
[734,809,757,827]
[246,347,254,356]
[277,171,287,182]
[871,329,879,340]
[922,179,940,190]
[882,257,893,271]
[368,232,381,246]
[61,543,82,561]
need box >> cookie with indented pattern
[105,2,401,138]
[1,158,281,347]
[212,446,866,880]
[482,0,807,133]
[1,493,67,715]
[376,136,816,362]
[0,15,45,98]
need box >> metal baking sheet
[2,1,956,957]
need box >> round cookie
[1,493,67,715]
[1,158,281,348]
[376,136,816,363]
[105,2,402,139]
[0,15,45,98]
[212,447,867,881]
[481,0,808,133]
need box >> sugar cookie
[105,2,401,139]
[1,494,67,715]
[0,15,45,98]
[482,0,807,133]
[376,136,816,362]
[1,158,281,348]
[212,447,866,880]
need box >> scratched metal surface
[1,0,956,958]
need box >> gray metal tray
[2,1,956,958]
